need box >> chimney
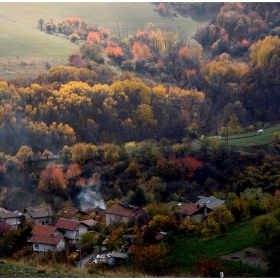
[203,203,207,220]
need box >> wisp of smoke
[77,174,105,209]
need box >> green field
[0,2,210,63]
[221,125,280,153]
[171,217,263,275]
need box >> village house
[175,203,209,223]
[28,235,65,253]
[54,218,88,244]
[0,207,23,229]
[56,206,88,220]
[105,202,149,227]
[24,206,54,225]
[28,224,65,253]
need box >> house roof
[105,202,143,218]
[83,206,105,216]
[54,218,81,231]
[57,207,87,219]
[196,196,225,210]
[0,207,21,219]
[31,224,57,235]
[28,235,63,246]
[25,206,53,218]
[176,203,203,216]
[165,201,188,208]
[81,219,97,227]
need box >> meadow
[0,3,210,64]
[170,217,265,276]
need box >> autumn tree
[16,146,33,163]
[207,205,234,234]
[70,143,96,164]
[38,164,66,194]
[179,216,195,236]
[130,244,175,276]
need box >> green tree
[201,217,220,237]
[254,214,280,242]
[131,187,147,207]
[80,232,98,247]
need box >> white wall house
[0,207,22,229]
[54,218,88,244]
[28,235,65,253]
[24,206,54,225]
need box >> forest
[1,2,280,277]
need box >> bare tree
[110,19,129,38]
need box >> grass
[192,124,280,154]
[221,125,280,153]
[170,217,262,272]
[0,3,210,63]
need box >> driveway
[76,253,97,270]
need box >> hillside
[0,2,211,80]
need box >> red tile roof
[54,218,80,231]
[81,219,97,227]
[177,203,203,216]
[25,206,53,218]
[31,224,57,235]
[28,235,63,246]
[105,202,143,218]
[57,207,86,219]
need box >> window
[46,221,49,224]
[35,244,39,249]
[75,230,79,236]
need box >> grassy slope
[171,217,263,272]
[0,2,210,62]
[222,125,280,153]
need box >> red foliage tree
[181,155,203,178]
[38,164,66,193]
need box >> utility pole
[226,124,229,149]
[76,241,82,270]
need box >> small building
[56,206,88,220]
[175,203,209,223]
[107,251,128,267]
[105,202,149,227]
[28,234,65,253]
[24,206,53,226]
[54,218,88,244]
[0,207,23,229]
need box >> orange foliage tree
[105,46,123,59]
[87,31,101,44]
